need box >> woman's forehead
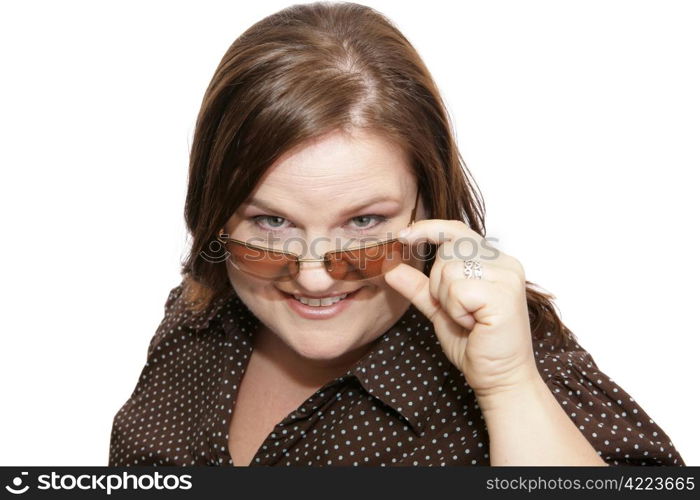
[262,129,411,183]
[244,129,415,210]
[249,161,415,209]
[256,166,409,194]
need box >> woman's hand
[383,219,541,401]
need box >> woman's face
[222,128,426,364]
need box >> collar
[184,284,450,436]
[348,303,451,436]
[169,282,237,332]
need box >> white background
[1,0,697,466]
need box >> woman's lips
[283,288,362,319]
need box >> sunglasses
[217,192,420,282]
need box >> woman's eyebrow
[340,195,403,215]
[246,195,402,217]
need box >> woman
[109,2,685,466]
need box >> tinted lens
[326,239,410,281]
[225,241,298,281]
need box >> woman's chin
[286,333,366,364]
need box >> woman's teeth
[293,293,348,306]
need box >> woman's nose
[291,236,339,289]
[292,259,338,290]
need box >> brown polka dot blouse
[109,280,686,466]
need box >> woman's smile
[280,287,364,319]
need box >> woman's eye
[252,215,290,230]
[250,214,387,232]
[349,215,387,231]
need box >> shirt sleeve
[109,281,188,466]
[533,332,686,466]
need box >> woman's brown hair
[179,1,577,349]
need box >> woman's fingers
[437,259,522,310]
[383,263,464,338]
